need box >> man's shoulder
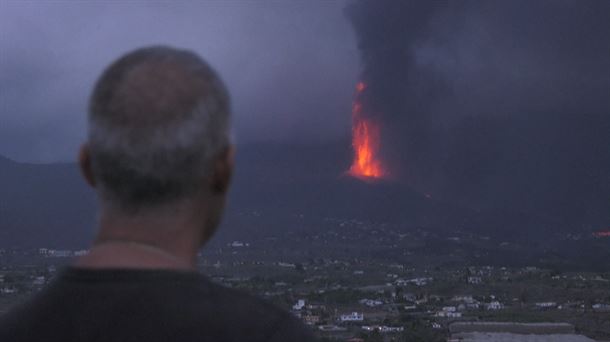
[188,276,285,319]
[177,276,317,340]
[0,268,318,341]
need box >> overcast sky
[0,1,358,163]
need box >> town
[1,231,609,341]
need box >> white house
[293,299,306,310]
[1,287,16,294]
[228,241,249,248]
[468,276,482,284]
[340,312,364,322]
[486,301,504,310]
[593,303,610,312]
[73,250,89,257]
[359,299,383,307]
[362,325,404,333]
[409,277,432,286]
[535,302,557,309]
[48,250,72,257]
[379,326,404,333]
[446,312,462,318]
[436,307,462,318]
[32,276,45,286]
[452,295,475,304]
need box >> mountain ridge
[0,143,594,249]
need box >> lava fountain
[348,82,387,179]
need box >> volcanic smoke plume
[345,0,610,229]
[345,0,445,184]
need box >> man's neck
[75,207,205,271]
[74,241,196,271]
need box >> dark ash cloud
[346,0,610,227]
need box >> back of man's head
[87,46,231,212]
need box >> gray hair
[87,46,231,210]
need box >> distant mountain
[0,157,96,248]
[0,142,580,249]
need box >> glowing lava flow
[348,82,386,179]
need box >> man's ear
[78,144,96,188]
[210,146,234,195]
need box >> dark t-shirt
[0,267,318,342]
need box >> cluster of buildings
[291,299,408,335]
[270,262,610,340]
[38,248,88,257]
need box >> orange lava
[348,82,386,179]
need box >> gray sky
[0,1,358,162]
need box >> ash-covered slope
[223,143,563,241]
[0,142,594,248]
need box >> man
[0,46,317,341]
